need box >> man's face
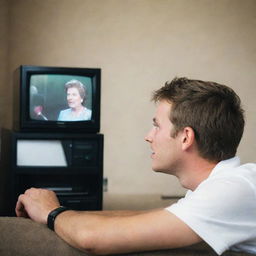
[145,100,182,175]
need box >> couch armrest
[0,217,252,256]
[0,217,87,256]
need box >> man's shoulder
[216,161,256,184]
[209,157,256,182]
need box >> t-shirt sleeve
[166,177,256,255]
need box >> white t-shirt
[166,157,256,255]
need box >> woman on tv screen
[58,79,92,121]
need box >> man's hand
[15,188,60,224]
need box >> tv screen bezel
[15,65,101,133]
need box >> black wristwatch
[47,206,69,231]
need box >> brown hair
[152,77,245,162]
[64,80,87,105]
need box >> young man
[16,77,256,255]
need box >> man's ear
[181,127,195,151]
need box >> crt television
[13,65,101,133]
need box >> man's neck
[178,156,218,191]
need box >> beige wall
[0,0,9,128]
[1,0,256,196]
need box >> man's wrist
[47,206,69,231]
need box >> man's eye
[153,123,159,129]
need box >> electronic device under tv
[13,65,101,133]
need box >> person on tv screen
[58,79,92,121]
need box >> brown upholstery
[0,217,254,256]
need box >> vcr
[0,130,104,216]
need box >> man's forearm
[54,209,156,253]
[86,209,160,217]
[53,209,201,255]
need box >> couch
[0,217,254,256]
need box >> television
[13,65,101,133]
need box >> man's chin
[152,166,166,173]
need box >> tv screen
[13,65,101,133]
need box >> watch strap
[47,206,69,231]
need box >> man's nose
[145,128,153,143]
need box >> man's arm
[16,188,202,255]
[54,208,202,255]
